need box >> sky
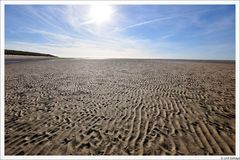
[5,5,235,60]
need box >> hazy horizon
[5,5,235,60]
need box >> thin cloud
[114,16,176,32]
[160,34,174,40]
[25,6,66,33]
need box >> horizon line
[4,49,235,61]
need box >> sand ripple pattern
[5,59,235,155]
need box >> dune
[5,49,57,64]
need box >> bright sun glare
[89,5,113,24]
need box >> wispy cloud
[25,6,66,33]
[114,16,175,32]
[15,5,155,58]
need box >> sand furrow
[123,104,138,148]
[207,124,233,154]
[198,121,223,154]
[138,109,149,155]
[189,125,204,149]
[219,131,235,152]
[129,104,143,154]
[125,97,143,151]
[195,124,214,154]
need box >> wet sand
[5,55,55,64]
[5,58,235,155]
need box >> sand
[5,55,55,64]
[5,58,235,155]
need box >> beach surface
[5,58,235,155]
[5,55,55,64]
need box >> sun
[89,4,113,25]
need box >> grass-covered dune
[5,49,57,57]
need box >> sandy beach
[5,55,55,64]
[5,58,235,155]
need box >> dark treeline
[5,49,57,57]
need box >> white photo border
[0,1,239,160]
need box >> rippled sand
[5,59,235,155]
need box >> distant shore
[5,49,57,57]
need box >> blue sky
[5,5,235,59]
